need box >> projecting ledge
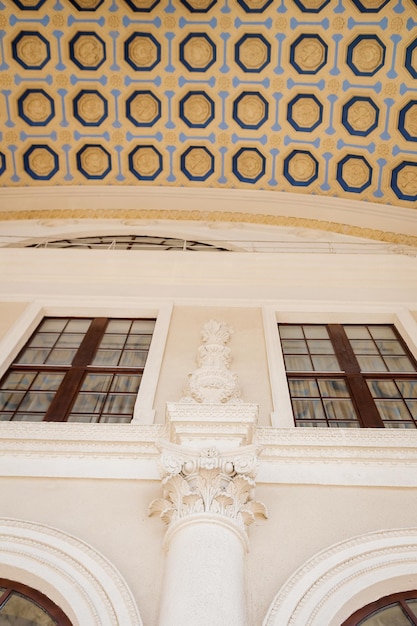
[166,402,258,449]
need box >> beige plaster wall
[0,476,164,626]
[248,482,417,625]
[154,305,273,425]
[0,302,29,342]
[1,477,416,625]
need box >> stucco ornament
[149,443,267,530]
[182,319,242,404]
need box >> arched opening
[342,590,417,625]
[0,578,72,625]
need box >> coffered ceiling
[0,0,416,212]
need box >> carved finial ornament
[149,443,267,531]
[181,320,242,404]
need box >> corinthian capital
[149,442,268,531]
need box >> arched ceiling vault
[0,0,416,240]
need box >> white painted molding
[1,186,417,238]
[0,517,143,626]
[263,528,417,626]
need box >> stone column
[149,442,267,626]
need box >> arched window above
[0,578,72,625]
[342,591,417,625]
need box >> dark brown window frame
[279,323,417,429]
[0,578,72,625]
[0,316,155,423]
[341,590,417,625]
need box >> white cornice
[1,424,417,486]
[0,186,416,239]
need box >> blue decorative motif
[124,32,161,71]
[12,31,51,70]
[0,152,5,176]
[73,90,108,127]
[12,0,47,8]
[236,0,273,12]
[391,161,417,201]
[126,90,161,127]
[350,0,390,12]
[346,35,386,77]
[405,39,417,79]
[180,0,217,12]
[337,155,372,193]
[17,89,55,127]
[287,94,323,132]
[128,145,163,180]
[69,32,106,71]
[292,0,330,12]
[233,91,269,130]
[232,147,266,183]
[289,34,328,75]
[23,144,59,180]
[68,0,105,9]
[341,96,379,137]
[180,146,214,181]
[179,33,216,73]
[123,0,160,10]
[77,144,111,180]
[283,149,319,186]
[235,34,271,74]
[179,91,215,128]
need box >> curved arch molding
[263,528,417,626]
[0,517,143,626]
[0,187,417,248]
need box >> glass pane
[350,340,378,355]
[15,348,50,365]
[303,325,329,339]
[396,380,417,398]
[55,333,85,348]
[100,415,131,423]
[130,320,155,333]
[31,373,65,391]
[0,391,24,411]
[367,380,401,398]
[318,379,350,397]
[311,355,341,371]
[119,351,148,367]
[374,399,411,422]
[307,340,335,354]
[28,333,59,348]
[323,399,357,421]
[46,348,77,365]
[81,374,112,392]
[356,355,387,372]
[358,603,412,625]
[368,325,397,340]
[105,320,132,333]
[405,400,417,419]
[344,325,371,339]
[111,375,141,393]
[279,325,303,339]
[288,379,319,397]
[292,399,325,421]
[91,350,121,366]
[376,340,406,356]
[99,334,127,349]
[285,355,313,371]
[329,421,360,428]
[19,392,55,412]
[71,393,106,414]
[281,340,308,354]
[38,318,68,332]
[65,319,91,332]
[67,414,97,423]
[103,394,136,414]
[383,421,416,429]
[12,414,45,422]
[0,592,57,626]
[296,420,328,427]
[125,335,153,349]
[406,600,417,617]
[1,371,36,389]
[384,356,416,372]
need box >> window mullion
[327,325,384,428]
[43,318,108,422]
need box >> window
[22,235,229,251]
[279,324,417,428]
[342,590,417,625]
[0,578,72,625]
[0,317,155,423]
